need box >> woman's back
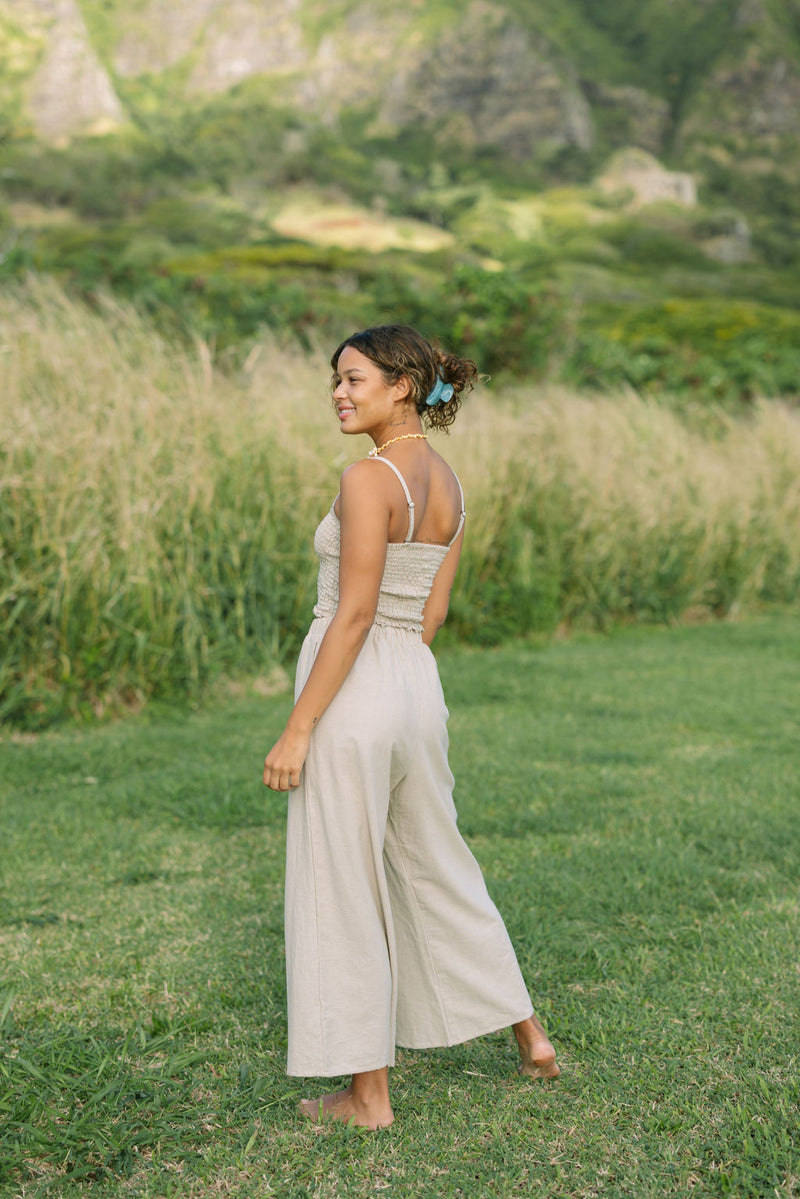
[316,453,464,633]
[375,449,464,547]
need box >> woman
[263,325,558,1130]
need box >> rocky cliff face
[2,0,122,141]
[374,6,593,161]
[107,0,594,161]
[0,0,798,182]
[679,0,800,166]
[112,0,308,95]
[0,0,598,155]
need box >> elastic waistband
[309,614,423,637]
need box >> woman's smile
[332,345,406,438]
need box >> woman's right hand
[263,727,311,791]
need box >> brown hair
[330,324,478,431]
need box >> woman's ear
[392,375,413,404]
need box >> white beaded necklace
[368,432,427,458]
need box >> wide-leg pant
[284,617,534,1078]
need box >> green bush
[566,298,800,401]
[603,221,711,269]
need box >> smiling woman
[262,324,559,1131]
[330,324,471,439]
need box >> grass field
[2,613,799,1198]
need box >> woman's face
[332,346,407,435]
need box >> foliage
[1,223,566,375]
[1,616,799,1194]
[568,0,743,113]
[567,297,800,400]
[2,281,799,727]
[697,156,800,269]
[7,191,800,401]
[1,3,799,403]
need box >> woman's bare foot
[299,1068,394,1130]
[513,1013,560,1080]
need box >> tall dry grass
[2,278,799,724]
[447,386,800,638]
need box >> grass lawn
[1,612,799,1198]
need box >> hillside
[1,0,800,397]
[2,0,799,172]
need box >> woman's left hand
[263,728,310,791]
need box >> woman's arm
[421,527,464,647]
[263,461,392,791]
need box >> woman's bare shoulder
[339,458,396,499]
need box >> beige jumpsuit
[284,458,534,1078]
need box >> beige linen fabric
[284,466,534,1079]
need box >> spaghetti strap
[370,457,415,542]
[370,458,466,547]
[448,472,466,547]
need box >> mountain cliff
[1,0,799,185]
[2,0,800,403]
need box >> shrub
[565,298,800,401]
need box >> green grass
[1,613,799,1197]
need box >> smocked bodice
[312,509,454,633]
[311,458,465,633]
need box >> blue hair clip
[425,375,454,407]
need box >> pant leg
[284,623,415,1078]
[384,647,534,1049]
